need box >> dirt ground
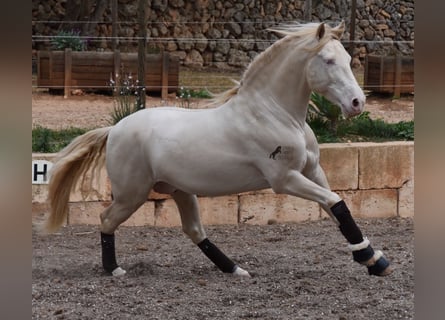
[31,91,414,130]
[32,217,413,319]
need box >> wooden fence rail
[364,54,414,98]
[37,49,179,99]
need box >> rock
[255,40,272,52]
[206,28,222,39]
[184,49,204,68]
[170,50,187,62]
[379,9,391,18]
[228,49,250,67]
[364,27,375,41]
[384,28,396,38]
[166,41,178,52]
[315,6,332,20]
[216,40,231,55]
[122,27,134,38]
[375,24,389,30]
[242,20,256,34]
[213,51,226,62]
[202,51,213,65]
[396,42,411,55]
[351,57,361,68]
[152,0,168,11]
[177,29,193,51]
[151,28,159,38]
[356,0,365,9]
[194,33,208,52]
[169,0,185,8]
[224,8,237,19]
[208,40,217,51]
[234,11,246,22]
[239,35,255,51]
[159,24,169,36]
[359,19,370,28]
[226,22,242,36]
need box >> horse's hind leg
[172,190,250,277]
[99,181,151,276]
[272,169,391,276]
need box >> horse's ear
[332,20,345,39]
[316,23,326,40]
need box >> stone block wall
[32,0,414,68]
[32,141,414,228]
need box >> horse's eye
[326,59,335,65]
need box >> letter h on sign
[32,160,53,184]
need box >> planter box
[37,49,179,98]
[364,54,414,97]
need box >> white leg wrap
[347,237,370,251]
[232,266,251,277]
[112,267,127,276]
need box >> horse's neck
[239,46,312,126]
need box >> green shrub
[308,92,342,134]
[341,112,414,140]
[176,87,212,108]
[109,95,140,125]
[32,126,88,153]
[51,29,87,51]
[108,73,143,125]
[306,93,414,143]
[32,126,52,153]
[307,110,414,143]
[394,121,414,140]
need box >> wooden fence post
[113,49,120,96]
[161,51,170,100]
[304,0,312,22]
[137,0,146,109]
[48,51,53,81]
[348,0,357,64]
[64,48,72,98]
[111,0,118,51]
[394,54,402,98]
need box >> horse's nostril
[352,98,360,108]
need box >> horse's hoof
[367,255,391,276]
[233,266,251,277]
[112,267,127,276]
[377,265,393,276]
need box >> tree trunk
[304,0,312,22]
[85,0,109,35]
[62,0,82,31]
[137,0,147,110]
[62,0,108,36]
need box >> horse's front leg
[271,169,392,276]
[171,189,250,277]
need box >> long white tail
[42,126,112,233]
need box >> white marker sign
[32,160,53,184]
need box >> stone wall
[32,0,414,68]
[32,141,414,227]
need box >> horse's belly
[152,153,269,196]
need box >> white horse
[43,22,391,277]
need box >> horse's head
[306,22,365,118]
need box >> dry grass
[178,66,364,93]
[178,66,243,94]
